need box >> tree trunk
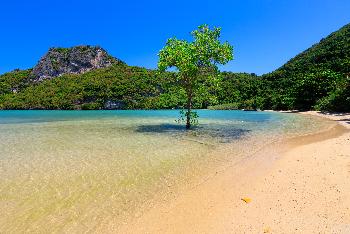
[186,89,192,129]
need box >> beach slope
[120,112,350,233]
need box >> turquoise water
[0,110,333,232]
[0,109,279,124]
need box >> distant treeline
[0,23,349,111]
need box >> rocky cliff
[30,45,123,81]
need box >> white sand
[118,111,350,233]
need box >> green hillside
[0,23,349,111]
[262,23,350,111]
[0,63,260,110]
[0,64,180,110]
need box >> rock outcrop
[30,45,123,81]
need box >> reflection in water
[135,123,251,143]
[0,110,334,232]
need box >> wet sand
[119,111,350,233]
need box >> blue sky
[0,0,349,75]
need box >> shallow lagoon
[0,110,334,232]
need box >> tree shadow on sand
[135,123,251,143]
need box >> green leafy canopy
[158,24,233,77]
[157,24,233,128]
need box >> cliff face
[30,45,123,81]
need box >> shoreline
[118,111,350,233]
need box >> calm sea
[0,110,334,232]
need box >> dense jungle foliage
[0,23,349,111]
[262,23,350,111]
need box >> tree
[158,24,233,129]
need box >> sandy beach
[119,111,350,233]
